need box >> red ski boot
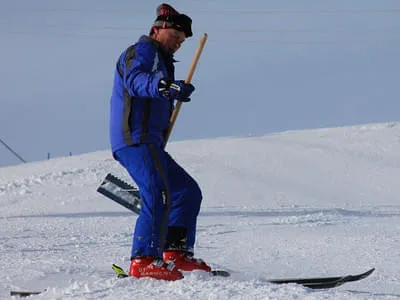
[163,251,211,272]
[129,256,183,281]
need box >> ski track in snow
[1,124,400,299]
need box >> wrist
[158,77,173,99]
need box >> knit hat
[150,3,193,38]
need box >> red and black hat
[150,3,193,37]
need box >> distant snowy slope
[1,123,400,299]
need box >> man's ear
[151,27,160,37]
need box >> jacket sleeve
[120,42,163,99]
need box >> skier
[109,3,211,280]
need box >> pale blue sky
[1,1,399,166]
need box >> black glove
[158,78,195,102]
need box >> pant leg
[164,152,203,254]
[115,145,171,258]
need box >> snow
[1,123,400,299]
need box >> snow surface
[1,123,400,299]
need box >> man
[109,3,211,281]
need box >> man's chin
[166,44,178,53]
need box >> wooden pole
[164,33,208,145]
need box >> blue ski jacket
[110,35,175,154]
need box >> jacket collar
[139,35,177,62]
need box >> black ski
[10,267,374,296]
[10,290,42,297]
[112,264,373,289]
[267,267,375,289]
[211,270,231,277]
[97,173,142,214]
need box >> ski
[10,290,43,297]
[112,263,230,278]
[112,263,129,278]
[10,267,374,296]
[211,270,231,277]
[267,267,375,289]
[97,173,142,214]
[112,264,373,289]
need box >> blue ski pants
[115,144,202,258]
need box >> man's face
[153,28,186,53]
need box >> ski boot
[129,256,183,281]
[163,251,211,272]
